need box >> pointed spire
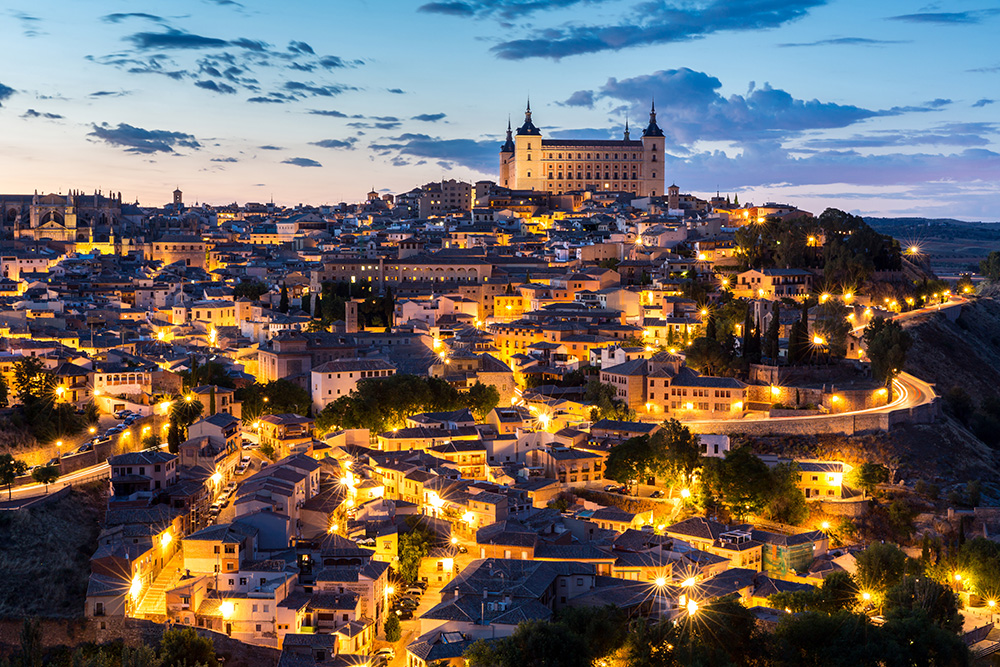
[624,116,630,141]
[526,96,531,113]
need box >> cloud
[310,138,358,149]
[589,68,883,144]
[778,37,906,47]
[548,127,616,139]
[12,10,44,37]
[0,83,15,106]
[369,133,496,172]
[288,40,314,54]
[308,109,359,118]
[195,79,237,94]
[387,88,405,94]
[21,109,63,120]
[128,28,231,50]
[888,9,1000,24]
[211,157,238,162]
[247,96,287,103]
[89,90,131,97]
[487,0,828,60]
[258,145,283,150]
[412,113,447,122]
[973,98,996,107]
[284,81,356,98]
[558,90,594,107]
[88,122,200,154]
[419,0,602,19]
[282,157,322,167]
[802,122,999,149]
[102,12,166,24]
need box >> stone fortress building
[499,100,666,197]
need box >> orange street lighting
[686,599,699,616]
[161,532,172,548]
[820,293,830,303]
[813,335,825,345]
[862,591,871,601]
[451,536,459,545]
[821,521,831,531]
[655,576,667,587]
[89,426,97,434]
[162,423,170,432]
[680,488,691,499]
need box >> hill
[866,217,1000,277]
[0,482,107,618]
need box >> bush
[384,612,402,642]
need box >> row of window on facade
[549,172,644,180]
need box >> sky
[1,0,999,220]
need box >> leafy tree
[0,374,8,408]
[863,318,912,398]
[0,453,29,500]
[958,537,1000,600]
[701,447,772,521]
[850,462,888,497]
[584,380,635,422]
[31,465,59,493]
[980,250,1000,282]
[384,612,402,642]
[233,279,269,301]
[684,336,731,376]
[771,611,894,667]
[13,356,54,404]
[705,312,718,340]
[813,300,851,359]
[279,283,289,313]
[884,575,962,632]
[158,627,215,667]
[142,432,163,450]
[466,619,590,667]
[170,397,204,436]
[398,527,432,584]
[855,542,907,596]
[604,436,654,485]
[466,382,500,421]
[763,462,809,525]
[237,380,312,421]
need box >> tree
[765,301,781,362]
[0,373,8,408]
[584,380,636,422]
[705,312,718,341]
[301,292,312,316]
[159,627,215,667]
[466,382,500,421]
[279,283,290,313]
[142,432,163,450]
[170,397,204,439]
[604,435,654,485]
[684,336,731,377]
[701,447,772,521]
[384,612,402,642]
[398,527,432,584]
[31,465,59,493]
[958,537,1000,600]
[980,250,1000,282]
[885,576,963,632]
[166,419,183,454]
[658,419,702,485]
[943,386,975,424]
[237,380,312,422]
[0,453,28,500]
[863,318,912,399]
[233,279,269,301]
[13,356,54,404]
[763,462,809,525]
[855,542,907,596]
[850,462,888,498]
[813,300,851,359]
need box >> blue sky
[1,0,998,219]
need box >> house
[260,414,315,459]
[734,269,814,300]
[310,358,396,413]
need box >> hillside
[745,297,1000,491]
[0,483,107,618]
[866,217,1000,277]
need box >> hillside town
[1,108,998,667]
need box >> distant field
[866,217,1000,277]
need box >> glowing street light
[161,532,172,548]
[450,536,459,545]
[89,426,97,434]
[680,488,691,499]
[821,521,831,531]
[862,591,872,601]
[211,471,223,485]
[686,599,699,616]
[812,335,826,345]
[655,577,667,587]
[220,601,234,619]
[129,575,142,602]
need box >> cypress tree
[706,313,717,341]
[302,293,312,316]
[279,284,290,314]
[765,301,781,362]
[741,308,753,358]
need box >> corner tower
[513,100,543,192]
[640,101,666,197]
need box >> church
[499,101,666,197]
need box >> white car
[374,648,395,660]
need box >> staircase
[134,551,184,621]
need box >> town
[2,100,1000,667]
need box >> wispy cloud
[282,157,322,167]
[369,133,496,172]
[11,10,44,37]
[310,138,358,149]
[779,36,907,47]
[0,83,15,106]
[412,113,447,122]
[474,0,829,60]
[558,90,594,107]
[802,122,998,149]
[21,109,63,120]
[888,9,1000,24]
[973,98,996,107]
[88,122,200,154]
[419,0,604,19]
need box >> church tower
[173,187,183,209]
[513,99,543,192]
[499,118,515,188]
[640,101,665,197]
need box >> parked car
[457,545,468,554]
[114,410,131,420]
[650,490,664,499]
[405,587,423,597]
[76,442,94,453]
[413,581,428,591]
[374,648,395,661]
[604,484,619,493]
[394,609,413,620]
[93,435,112,446]
[107,426,124,436]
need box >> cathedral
[0,190,127,243]
[499,101,666,197]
